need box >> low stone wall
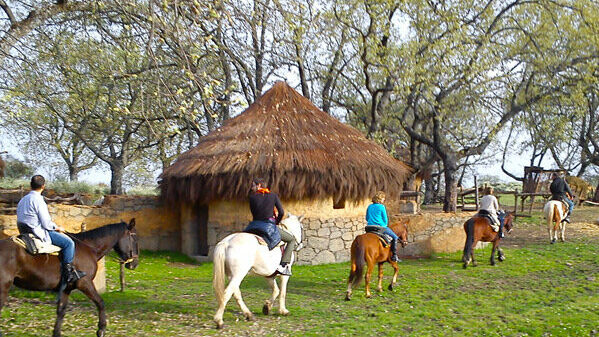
[207,212,480,266]
[1,195,482,268]
[0,195,179,293]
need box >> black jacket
[249,192,284,224]
[550,177,573,199]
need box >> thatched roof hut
[160,81,411,205]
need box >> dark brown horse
[0,219,139,337]
[345,220,408,300]
[462,212,514,268]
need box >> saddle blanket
[365,226,392,247]
[11,234,61,255]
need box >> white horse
[543,200,568,243]
[212,214,303,329]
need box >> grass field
[2,217,599,336]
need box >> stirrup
[275,264,292,276]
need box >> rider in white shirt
[478,186,504,238]
[17,175,86,286]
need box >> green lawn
[2,239,598,337]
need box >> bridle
[118,231,138,265]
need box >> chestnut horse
[0,219,139,337]
[345,220,408,300]
[462,212,514,268]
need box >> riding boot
[390,239,399,262]
[275,262,292,276]
[498,221,505,238]
[564,211,571,223]
[62,263,86,284]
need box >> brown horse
[0,219,139,337]
[345,220,408,300]
[462,212,514,268]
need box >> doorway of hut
[194,204,209,256]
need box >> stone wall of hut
[1,195,480,268]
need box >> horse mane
[72,222,127,241]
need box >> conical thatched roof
[160,81,411,205]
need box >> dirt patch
[502,221,599,248]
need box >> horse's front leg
[365,261,375,298]
[278,275,290,316]
[490,240,499,266]
[0,278,12,337]
[262,276,280,316]
[388,261,399,291]
[497,247,505,262]
[377,263,384,292]
[53,290,72,337]
[77,280,106,337]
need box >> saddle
[365,226,392,247]
[11,234,61,256]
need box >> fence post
[474,176,479,210]
[120,263,126,292]
[514,189,519,215]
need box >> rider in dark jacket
[247,177,296,276]
[550,172,574,223]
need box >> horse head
[502,211,514,234]
[390,220,409,247]
[280,213,304,249]
[114,218,139,270]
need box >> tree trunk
[442,157,458,212]
[423,177,435,205]
[68,166,79,182]
[110,161,124,195]
[594,182,599,202]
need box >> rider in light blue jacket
[366,191,399,262]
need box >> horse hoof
[345,293,352,301]
[216,322,224,329]
[245,313,254,321]
[551,239,556,244]
[388,284,394,291]
[97,330,105,337]
[498,255,505,262]
[279,309,289,316]
[262,304,270,315]
[463,263,468,269]
[365,294,372,298]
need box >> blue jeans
[564,198,574,214]
[48,231,75,264]
[382,227,398,240]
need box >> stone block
[309,220,321,230]
[329,238,344,252]
[308,237,329,250]
[317,227,331,237]
[335,250,350,262]
[330,229,342,239]
[312,250,335,265]
[399,201,418,214]
[342,232,354,241]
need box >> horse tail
[348,238,365,288]
[462,218,475,263]
[552,204,560,231]
[213,240,227,305]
